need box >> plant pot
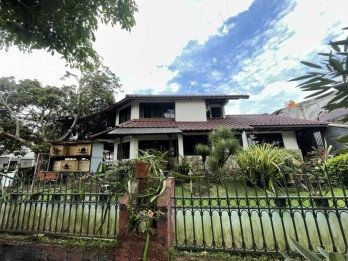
[313,198,330,207]
[135,161,151,179]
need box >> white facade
[175,100,206,122]
[110,96,303,160]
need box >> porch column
[129,136,139,159]
[177,134,184,157]
[113,143,118,162]
[242,131,248,149]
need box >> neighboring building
[91,94,328,162]
[273,93,348,152]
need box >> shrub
[194,144,210,170]
[236,143,297,186]
[206,127,241,178]
[177,157,192,176]
[325,154,348,185]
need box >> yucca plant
[195,143,210,172]
[206,127,241,179]
[281,237,347,261]
[236,143,297,186]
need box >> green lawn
[174,178,348,208]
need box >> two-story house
[91,94,328,162]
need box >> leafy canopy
[289,27,348,118]
[0,67,121,154]
[0,0,138,69]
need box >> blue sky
[0,0,347,114]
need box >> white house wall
[90,142,104,172]
[130,101,139,120]
[175,100,206,121]
[115,100,139,125]
[282,131,299,149]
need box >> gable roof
[91,114,327,138]
[227,114,328,129]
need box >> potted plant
[134,149,168,179]
[126,152,168,261]
[134,150,152,179]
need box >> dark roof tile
[227,114,328,127]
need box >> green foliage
[176,157,192,175]
[0,69,120,154]
[289,27,348,120]
[236,143,297,185]
[0,0,138,69]
[281,237,347,261]
[326,154,348,185]
[194,143,210,165]
[207,127,241,177]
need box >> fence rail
[173,173,348,255]
[0,173,123,239]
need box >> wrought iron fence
[0,173,124,239]
[173,171,348,255]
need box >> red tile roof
[92,114,328,138]
[116,114,326,132]
[119,118,251,130]
[119,118,177,128]
[227,114,328,127]
[176,118,252,130]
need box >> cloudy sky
[0,0,347,114]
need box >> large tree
[290,27,348,119]
[0,67,121,154]
[0,0,137,69]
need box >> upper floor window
[119,106,131,124]
[207,106,223,118]
[211,107,222,118]
[140,103,175,118]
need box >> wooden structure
[35,141,103,180]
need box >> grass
[0,233,116,249]
[168,248,291,260]
[174,177,348,208]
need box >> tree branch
[0,93,20,137]
[0,127,34,150]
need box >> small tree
[194,144,210,172]
[206,127,241,179]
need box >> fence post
[156,177,174,248]
[118,194,129,236]
[118,178,140,236]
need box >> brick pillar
[118,178,175,246]
[156,177,174,248]
[118,194,129,236]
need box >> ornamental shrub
[325,154,348,185]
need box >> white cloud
[230,0,348,98]
[93,0,253,93]
[0,0,253,93]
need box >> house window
[117,142,130,160]
[139,103,175,118]
[183,135,209,155]
[211,107,222,118]
[248,133,284,148]
[119,106,131,124]
[138,140,177,156]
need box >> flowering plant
[127,205,165,234]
